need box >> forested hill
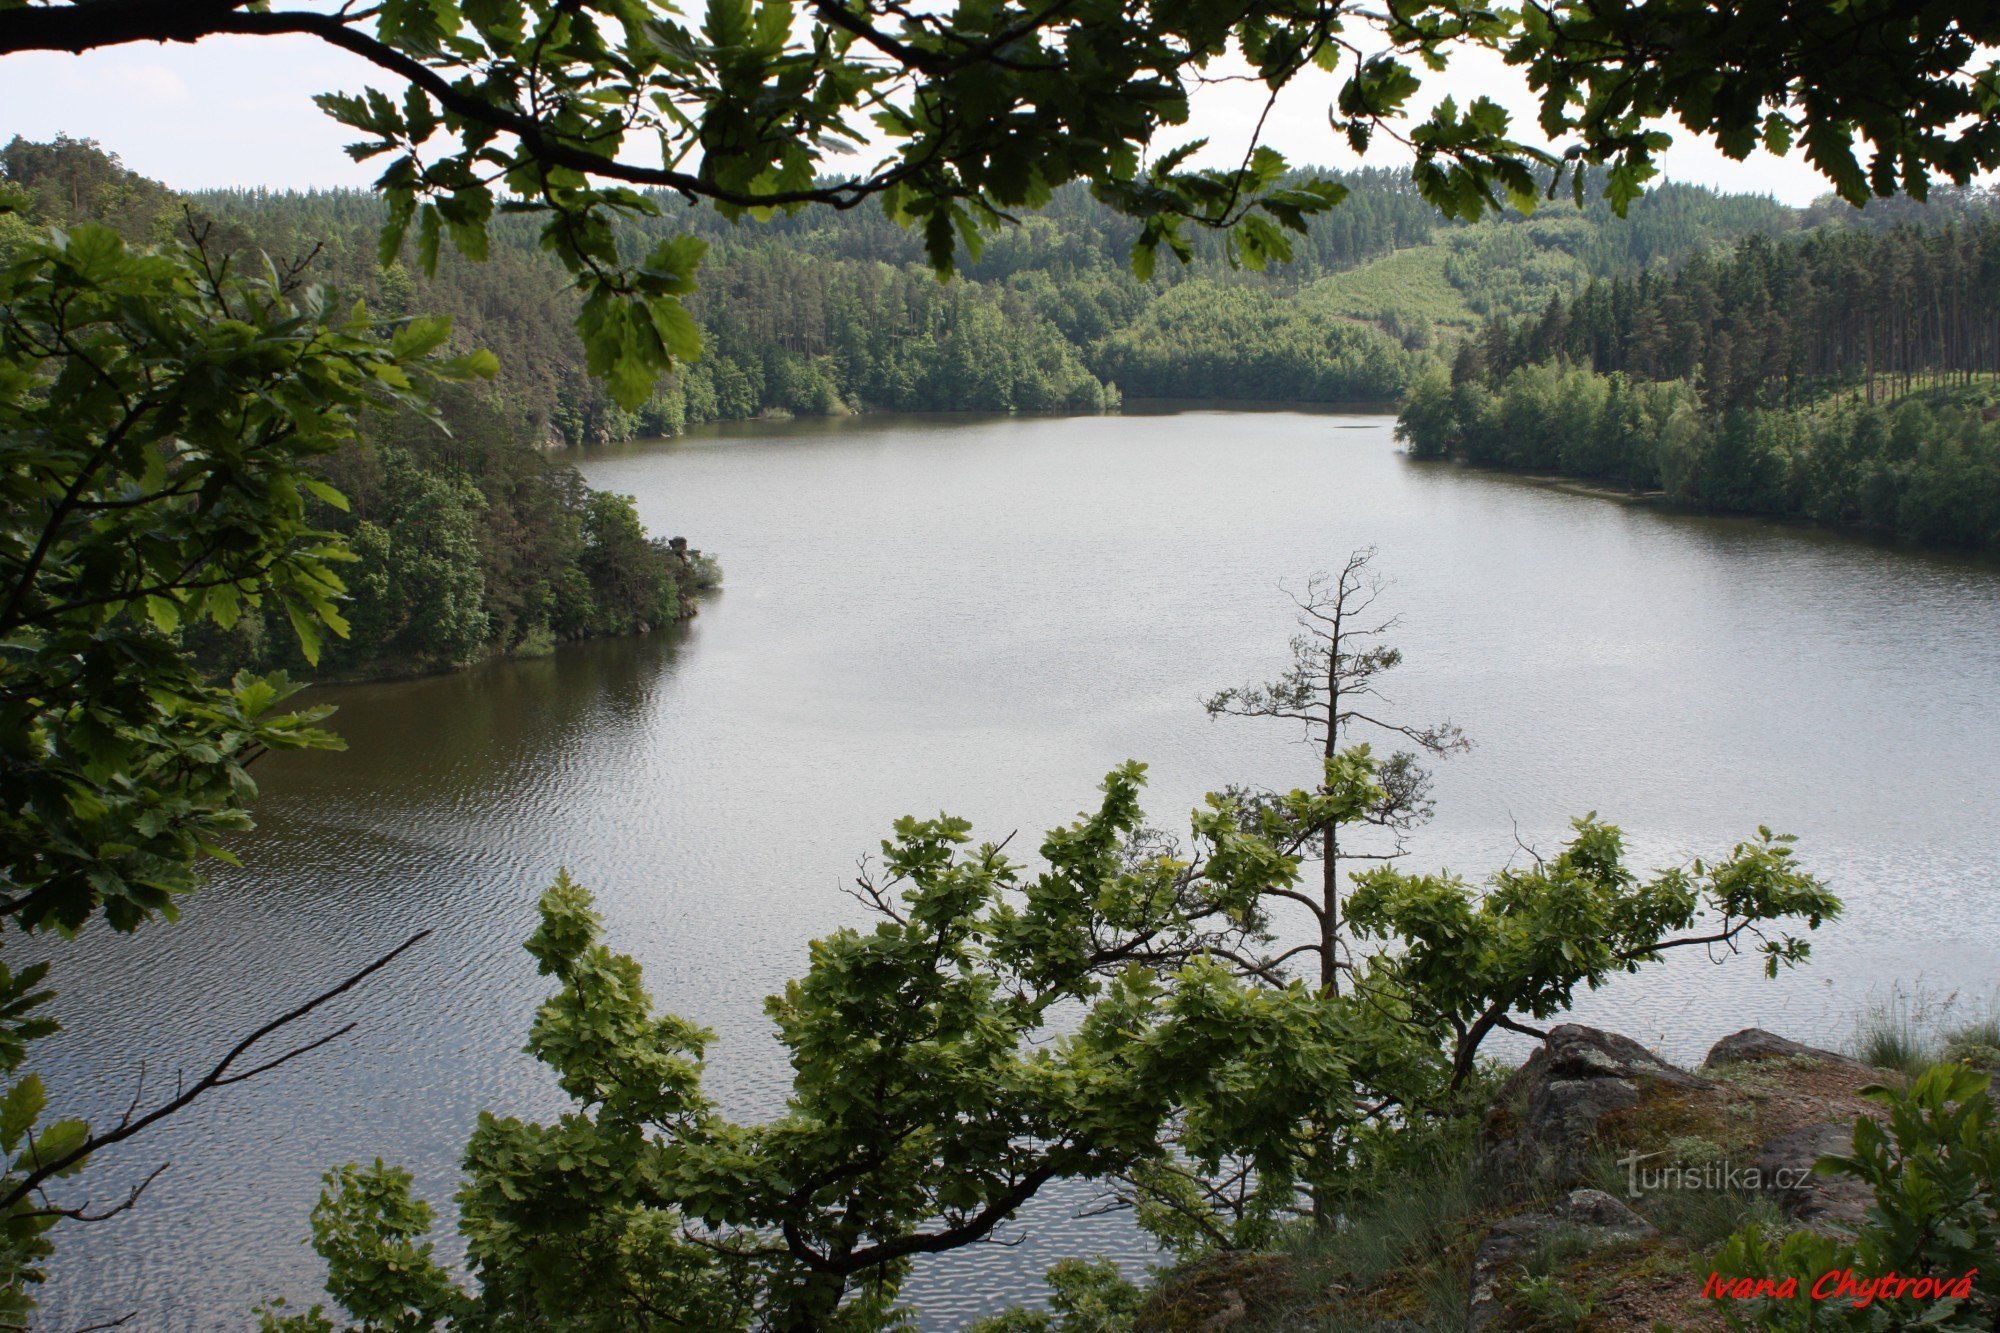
[1400,201,2000,553]
[1463,221,2000,409]
[0,136,719,679]
[178,158,1801,446]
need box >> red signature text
[1703,1269,1979,1309]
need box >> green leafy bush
[1709,1064,2000,1330]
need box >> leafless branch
[0,930,430,1216]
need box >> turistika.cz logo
[1703,1268,1980,1309]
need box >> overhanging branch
[0,929,430,1216]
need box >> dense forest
[178,159,1800,444]
[0,136,718,678]
[175,145,2000,556]
[1401,209,2000,551]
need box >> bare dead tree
[1205,547,1468,993]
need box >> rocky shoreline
[1136,1025,1916,1332]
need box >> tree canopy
[3,0,1996,404]
[255,753,1838,1330]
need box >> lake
[36,409,2000,1328]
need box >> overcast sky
[0,32,1837,205]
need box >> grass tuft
[1849,983,2000,1077]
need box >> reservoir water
[37,409,2000,1328]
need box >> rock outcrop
[1466,1189,1655,1330]
[1455,1025,1895,1329]
[1704,1028,1860,1069]
[1141,1025,1901,1333]
[1481,1024,1717,1186]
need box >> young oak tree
[270,753,1841,1327]
[259,765,1364,1331]
[1346,818,1842,1090]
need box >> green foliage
[1709,1064,2000,1330]
[1853,996,1944,1080]
[1505,1,2000,212]
[0,960,70,1329]
[258,1161,467,1333]
[1441,221,1590,319]
[343,454,492,669]
[0,223,491,933]
[1097,280,1417,402]
[1508,1268,1597,1332]
[1395,364,1459,460]
[1347,819,1840,1083]
[285,748,1838,1327]
[1143,1102,1496,1332]
[963,1258,1145,1333]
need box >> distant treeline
[1400,216,2000,552]
[182,164,1803,445]
[1462,222,2000,410]
[18,132,1994,580]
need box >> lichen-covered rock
[1752,1121,1873,1232]
[1704,1028,1859,1070]
[1466,1189,1655,1330]
[1482,1025,1715,1185]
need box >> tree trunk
[1321,821,1339,995]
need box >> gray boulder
[1466,1189,1655,1330]
[1705,1028,1860,1070]
[1483,1025,1715,1185]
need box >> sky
[0,30,1838,205]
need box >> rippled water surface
[38,410,2000,1328]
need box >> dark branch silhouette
[2,930,431,1218]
